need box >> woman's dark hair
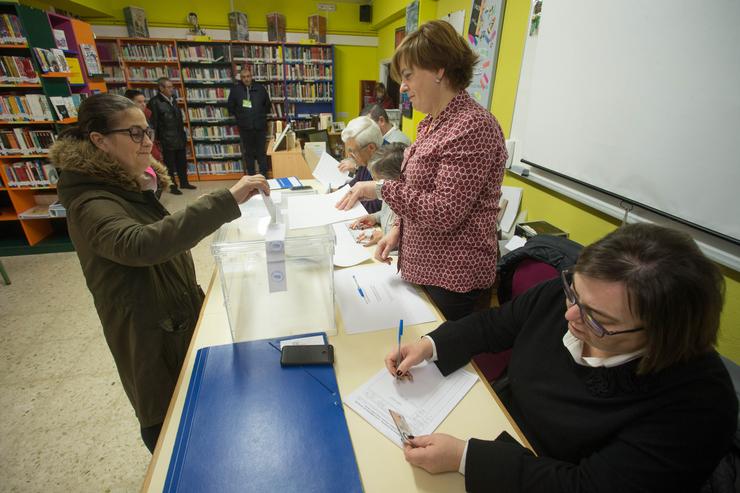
[574,223,725,374]
[391,20,478,91]
[58,93,136,141]
[124,89,145,100]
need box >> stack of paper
[312,152,349,189]
[287,187,367,230]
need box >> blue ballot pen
[351,275,366,301]
[395,319,404,379]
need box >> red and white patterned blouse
[381,91,507,292]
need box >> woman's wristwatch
[375,179,385,200]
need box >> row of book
[0,94,54,121]
[191,125,239,139]
[235,62,283,81]
[264,82,285,100]
[178,45,229,63]
[121,43,176,62]
[283,46,332,63]
[232,44,281,63]
[285,64,332,81]
[188,107,231,121]
[181,67,232,83]
[0,56,38,84]
[285,82,333,101]
[197,160,242,175]
[0,129,55,155]
[269,102,284,119]
[194,143,241,158]
[32,47,70,73]
[186,87,230,102]
[138,87,180,100]
[0,14,26,44]
[2,161,58,187]
[127,65,180,82]
[102,65,124,81]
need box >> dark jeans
[238,127,268,175]
[140,422,163,453]
[423,285,492,321]
[161,147,190,188]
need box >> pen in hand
[395,319,404,380]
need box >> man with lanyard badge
[227,66,272,176]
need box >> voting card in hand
[389,409,414,445]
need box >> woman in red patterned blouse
[337,20,508,321]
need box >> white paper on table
[344,362,478,448]
[335,263,438,334]
[279,335,326,350]
[504,235,527,252]
[500,186,523,234]
[312,152,349,189]
[332,222,371,267]
[287,188,367,230]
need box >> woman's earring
[435,78,441,83]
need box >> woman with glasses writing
[51,94,269,453]
[386,223,737,492]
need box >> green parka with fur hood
[51,137,240,427]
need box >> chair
[473,259,559,383]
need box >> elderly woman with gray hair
[337,115,384,213]
[351,142,407,246]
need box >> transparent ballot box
[211,191,335,342]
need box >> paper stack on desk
[345,362,478,448]
[287,187,367,230]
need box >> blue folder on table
[164,333,362,492]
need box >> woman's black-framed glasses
[561,269,645,338]
[104,126,155,144]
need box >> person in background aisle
[227,66,271,176]
[350,142,407,246]
[338,116,383,214]
[361,104,411,146]
[337,20,508,321]
[125,89,164,198]
[372,82,395,110]
[147,77,195,195]
[386,223,737,493]
[50,93,270,453]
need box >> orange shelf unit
[197,173,244,181]
[0,120,54,125]
[56,117,78,124]
[0,43,28,49]
[5,189,53,245]
[0,207,18,221]
[41,72,72,78]
[0,83,42,88]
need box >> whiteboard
[511,0,740,245]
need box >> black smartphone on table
[280,344,334,366]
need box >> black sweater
[429,279,737,493]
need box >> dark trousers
[238,127,268,175]
[140,422,163,453]
[423,285,492,321]
[161,147,190,188]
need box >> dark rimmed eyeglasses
[104,126,155,144]
[561,269,645,338]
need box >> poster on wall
[406,1,419,34]
[466,0,505,108]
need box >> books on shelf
[197,160,242,175]
[186,87,230,102]
[32,47,70,73]
[266,12,286,42]
[229,12,249,41]
[0,56,39,83]
[284,45,332,63]
[123,6,150,38]
[127,65,180,82]
[52,29,69,50]
[49,96,79,120]
[79,44,102,75]
[188,106,231,121]
[18,194,58,219]
[178,45,229,63]
[67,57,84,84]
[234,62,283,81]
[285,63,332,81]
[285,81,333,101]
[102,64,124,82]
[2,161,58,187]
[231,44,282,63]
[0,14,26,44]
[191,124,239,140]
[194,142,241,158]
[308,15,327,44]
[121,43,175,62]
[0,94,54,121]
[181,66,232,83]
[0,128,55,155]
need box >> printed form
[345,362,478,448]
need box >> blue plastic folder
[164,333,362,492]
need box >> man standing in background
[227,66,271,176]
[147,77,195,195]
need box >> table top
[142,210,530,493]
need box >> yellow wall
[334,44,378,122]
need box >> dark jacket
[496,234,582,303]
[227,81,271,130]
[51,138,240,427]
[147,92,187,151]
